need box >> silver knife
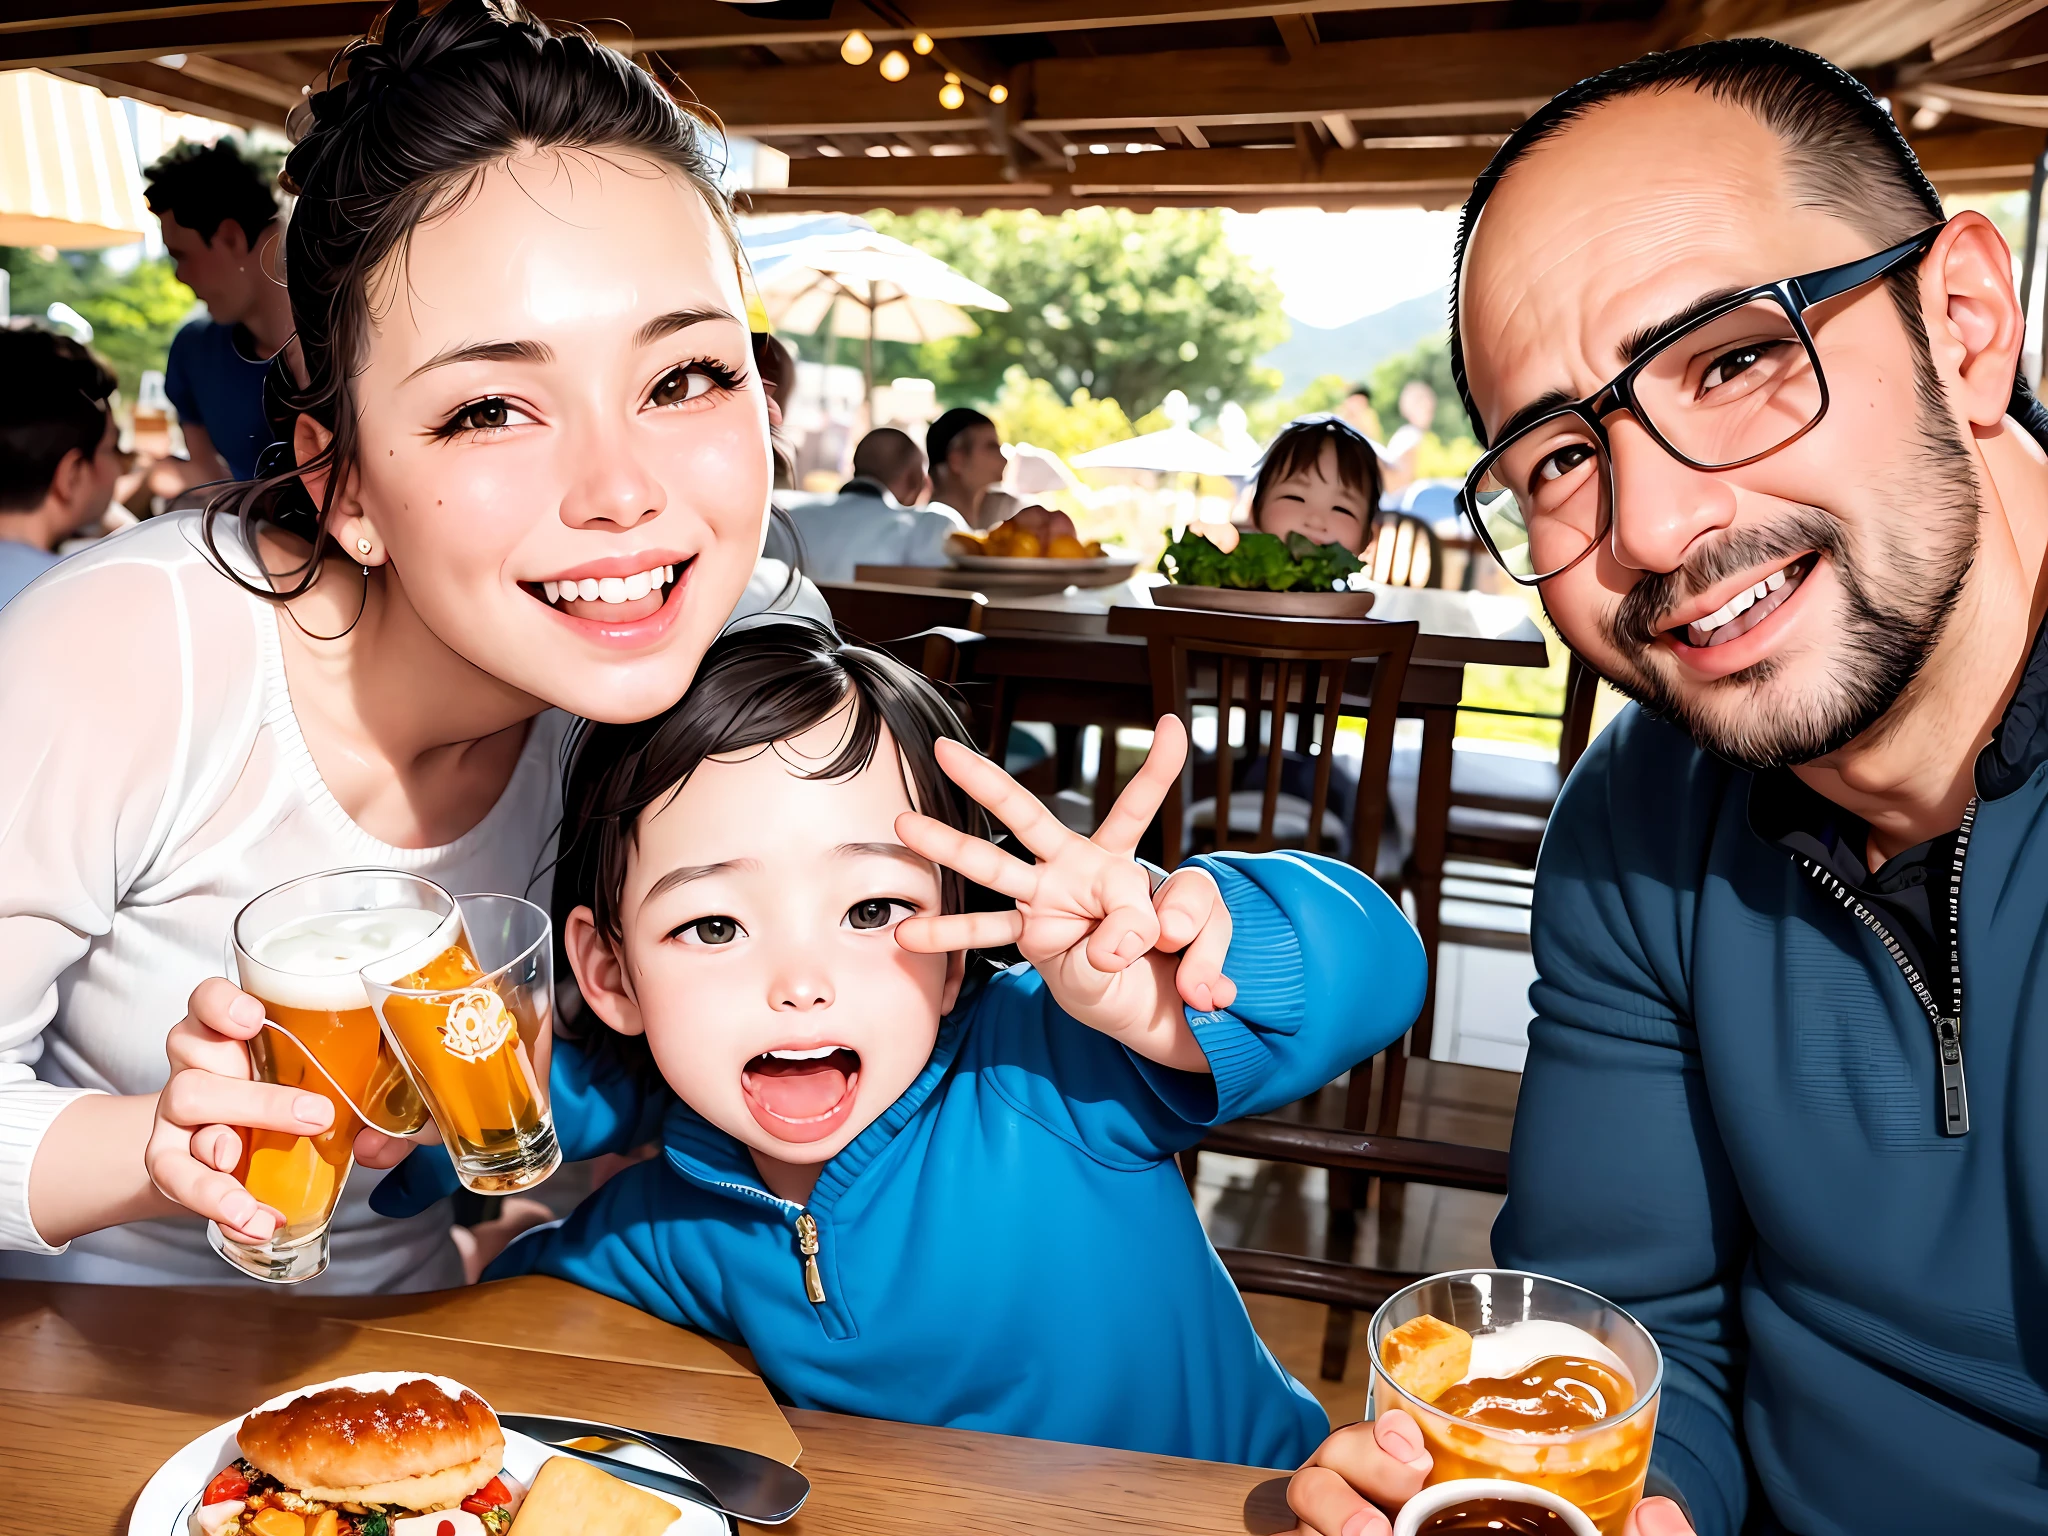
[500,1412,810,1525]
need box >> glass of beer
[363,893,560,1196]
[215,869,446,1284]
[1369,1270,1663,1536]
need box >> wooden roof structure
[10,0,2048,214]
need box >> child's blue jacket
[386,851,1424,1469]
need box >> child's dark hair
[553,621,989,1075]
[1249,415,1385,528]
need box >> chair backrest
[1107,605,1419,873]
[818,581,986,644]
[1558,652,1600,775]
[1363,511,1442,589]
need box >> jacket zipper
[794,1212,827,1303]
[1794,799,1975,1137]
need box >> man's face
[50,410,124,535]
[1460,90,1977,769]
[158,212,260,323]
[946,423,1006,497]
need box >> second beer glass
[363,892,560,1195]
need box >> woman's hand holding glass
[145,977,419,1244]
[894,714,1234,1070]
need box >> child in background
[381,622,1425,1469]
[1247,414,1387,556]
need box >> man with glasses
[1286,39,2048,1536]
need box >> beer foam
[240,907,457,1012]
[1461,1320,1631,1388]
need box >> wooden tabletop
[1,1277,1292,1536]
[852,567,1550,671]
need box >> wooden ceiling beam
[689,24,1653,137]
[0,4,372,67]
[48,59,279,126]
[1910,122,2048,181]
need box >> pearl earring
[356,538,373,556]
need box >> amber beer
[220,888,444,1284]
[363,893,560,1195]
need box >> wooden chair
[817,580,986,689]
[1363,510,1443,590]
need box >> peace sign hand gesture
[895,715,1234,1071]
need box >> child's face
[1257,442,1372,554]
[578,710,963,1169]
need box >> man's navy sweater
[1497,628,2048,1535]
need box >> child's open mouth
[741,1046,862,1143]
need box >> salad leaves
[1157,528,1365,592]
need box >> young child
[1248,414,1387,556]
[385,622,1425,1469]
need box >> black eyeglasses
[1460,223,1945,584]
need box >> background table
[1,1277,1297,1536]
[855,568,1551,1048]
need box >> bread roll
[508,1456,675,1536]
[238,1375,504,1507]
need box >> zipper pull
[794,1212,826,1304]
[1936,1019,1970,1137]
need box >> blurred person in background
[1338,380,1385,444]
[786,426,965,582]
[145,139,294,488]
[927,406,1008,527]
[0,328,125,607]
[1378,378,1438,497]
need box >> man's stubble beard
[1587,397,1981,773]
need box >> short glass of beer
[1369,1270,1664,1536]
[363,892,560,1196]
[217,868,444,1284]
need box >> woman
[0,0,821,1290]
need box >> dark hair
[1249,415,1384,528]
[553,620,989,1078]
[927,407,994,476]
[208,0,740,598]
[1448,37,2048,449]
[0,327,115,512]
[1345,382,1373,403]
[852,426,923,486]
[143,138,279,247]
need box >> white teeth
[623,570,651,601]
[596,576,625,602]
[1689,562,1801,640]
[1767,569,1786,592]
[577,578,600,601]
[765,1046,840,1061]
[539,565,674,607]
[542,581,559,603]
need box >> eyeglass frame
[1458,222,1947,585]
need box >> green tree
[869,208,1286,419]
[2,247,196,402]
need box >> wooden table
[1,1277,1296,1536]
[854,568,1551,1051]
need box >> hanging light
[988,82,1009,104]
[912,32,935,54]
[840,30,873,65]
[939,79,965,110]
[879,49,910,81]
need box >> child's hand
[895,716,1234,1068]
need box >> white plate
[131,1376,729,1536]
[948,552,1135,576]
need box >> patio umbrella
[1071,425,1253,479]
[0,70,149,250]
[745,219,1009,407]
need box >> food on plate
[195,1375,524,1536]
[1157,526,1363,593]
[506,1454,677,1536]
[1380,1314,1474,1404]
[948,504,1106,561]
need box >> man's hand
[895,715,1233,1068]
[1286,1411,1695,1536]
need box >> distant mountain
[1258,287,1450,396]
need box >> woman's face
[344,149,769,725]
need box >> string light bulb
[912,32,934,54]
[988,82,1009,104]
[879,49,910,81]
[939,79,965,110]
[840,30,873,65]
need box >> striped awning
[0,69,149,249]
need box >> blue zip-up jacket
[1499,696,2048,1536]
[480,851,1421,1469]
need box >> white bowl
[1392,1477,1600,1536]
